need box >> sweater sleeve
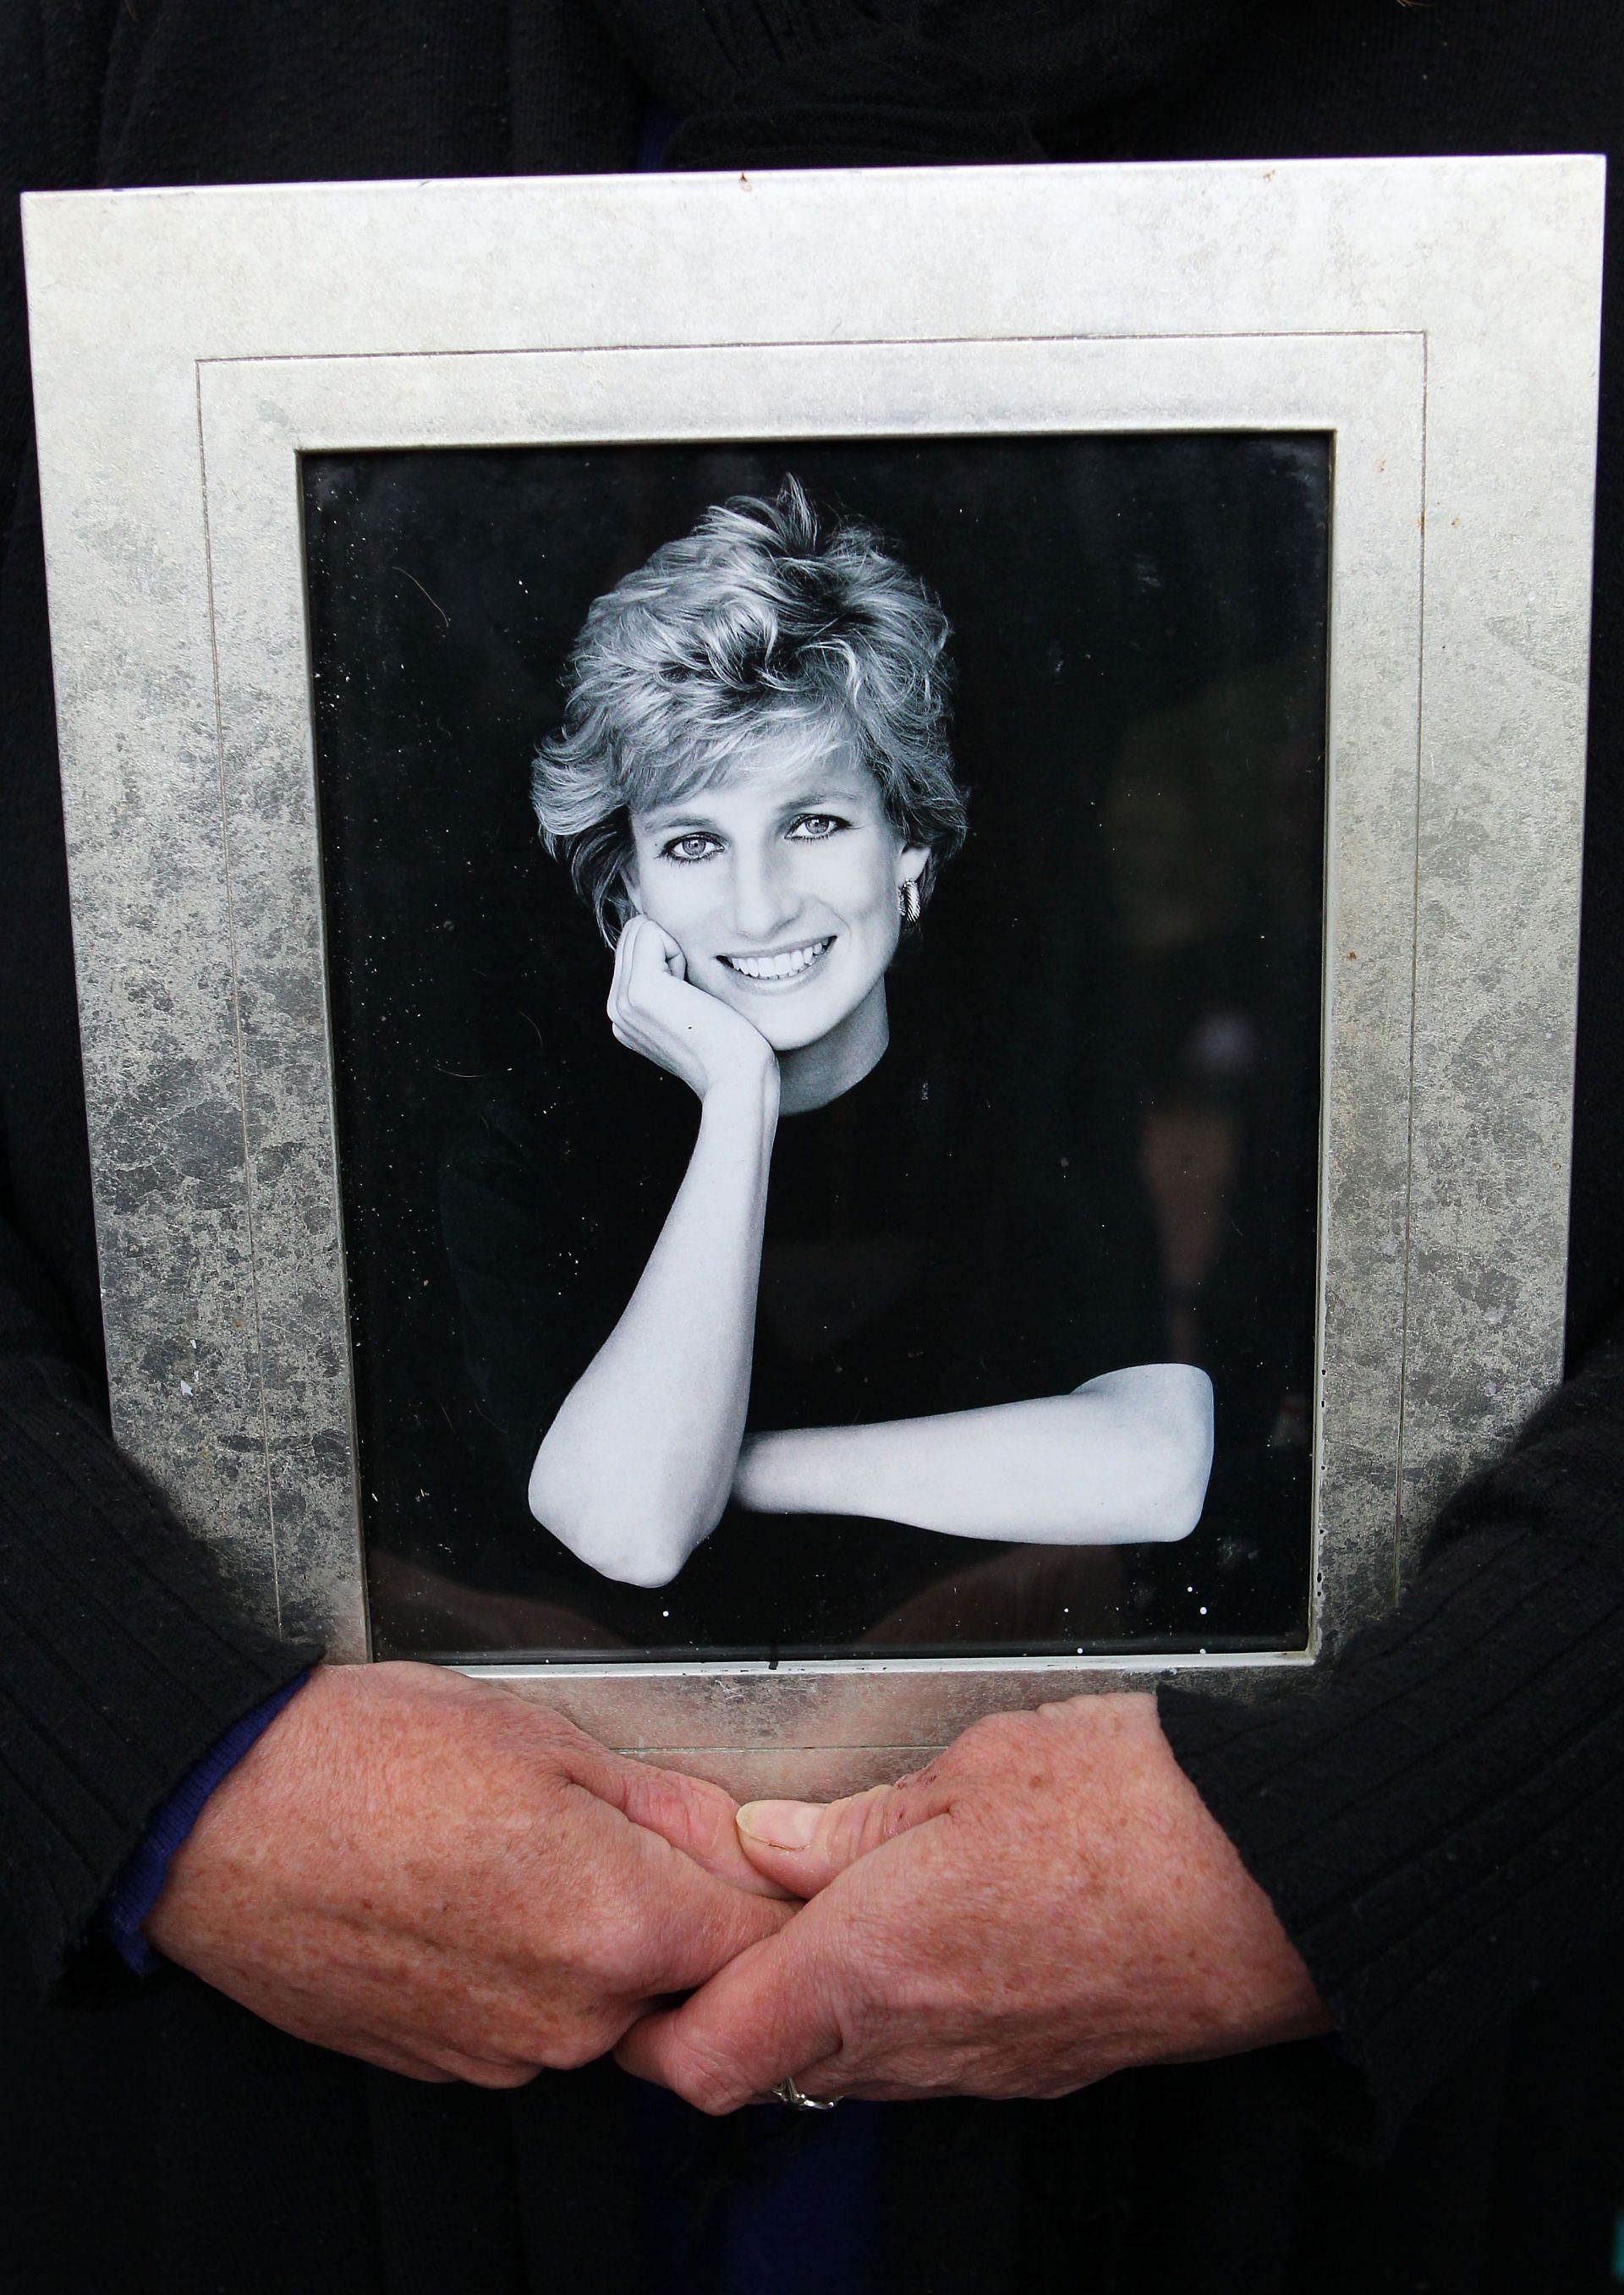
[1159,1329,1624,2138]
[0,1231,321,2001]
[0,9,328,2001]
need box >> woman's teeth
[722,938,831,981]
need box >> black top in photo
[437,978,1176,1657]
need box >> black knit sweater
[2,3,1621,2290]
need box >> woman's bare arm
[731,1364,1214,1546]
[527,921,778,1586]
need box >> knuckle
[960,1710,1028,1764]
[360,2045,452,2084]
[678,2041,750,2117]
[575,1902,646,1987]
[520,1704,594,1754]
[462,2060,539,2091]
[651,1768,738,1862]
[831,1784,892,1859]
[539,2011,628,2073]
[877,1786,917,1845]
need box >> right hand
[145,1662,793,2086]
[608,915,775,1102]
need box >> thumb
[733,1781,919,1898]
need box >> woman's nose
[727,845,798,941]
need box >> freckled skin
[146,1663,790,2084]
[617,1694,1329,2110]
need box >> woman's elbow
[526,1458,715,1588]
[1132,1364,1215,1542]
[584,1540,689,1590]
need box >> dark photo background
[302,434,1328,1661]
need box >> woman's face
[624,724,926,1057]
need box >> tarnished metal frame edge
[20,159,1601,1792]
[193,328,1423,1736]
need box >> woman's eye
[787,814,845,842]
[663,833,722,864]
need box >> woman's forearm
[732,1364,1214,1546]
[528,1068,777,1585]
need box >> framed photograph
[23,158,1602,1795]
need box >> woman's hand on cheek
[608,915,776,1106]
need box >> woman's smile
[719,936,835,986]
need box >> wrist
[732,1431,775,1510]
[106,1667,315,1974]
[1134,1704,1330,2050]
[735,1425,848,1514]
[700,1053,779,1128]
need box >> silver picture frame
[22,157,1603,1798]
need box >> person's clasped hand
[145,1662,792,2086]
[617,1693,1331,2110]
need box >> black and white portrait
[304,432,1329,1663]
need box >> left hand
[617,1694,1329,2110]
[147,1664,792,2087]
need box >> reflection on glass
[303,432,1328,1663]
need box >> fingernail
[737,1798,819,1850]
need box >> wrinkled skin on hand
[146,1663,791,2087]
[617,1693,1330,2111]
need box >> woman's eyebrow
[774,783,864,815]
[641,804,721,832]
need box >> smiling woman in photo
[440,479,1213,1610]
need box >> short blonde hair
[532,479,968,942]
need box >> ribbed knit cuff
[0,1353,322,1998]
[1160,1346,1624,2138]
